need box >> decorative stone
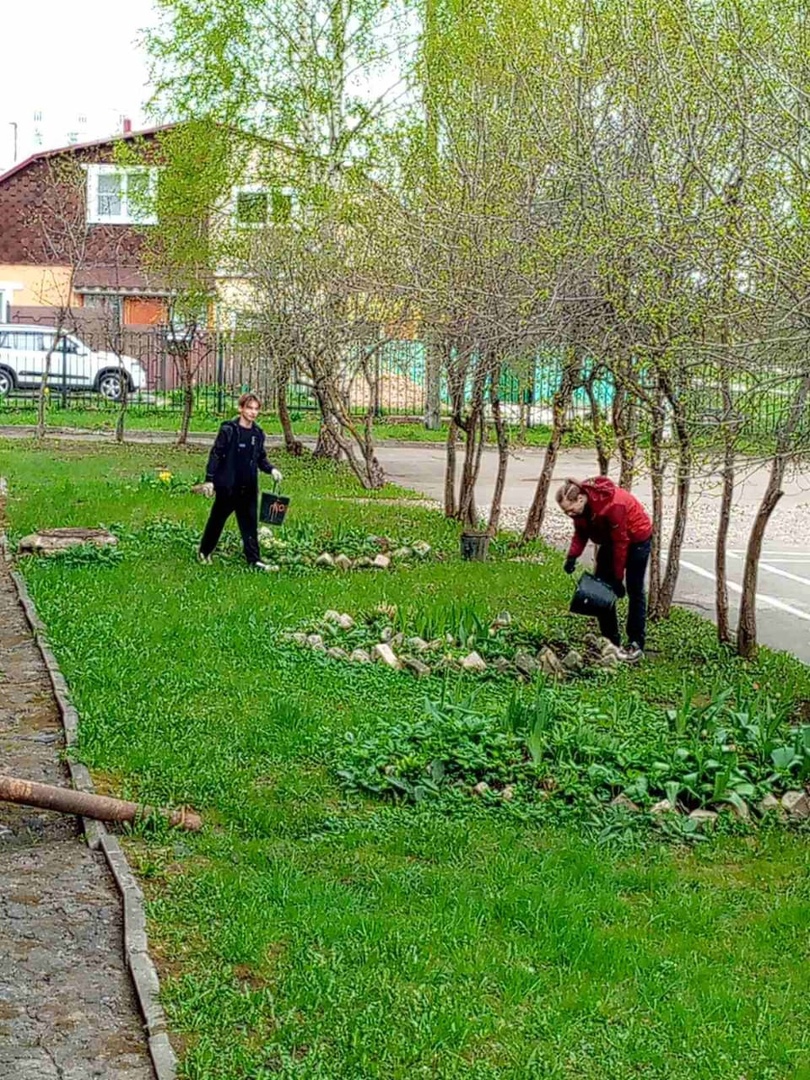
[354,556,373,569]
[327,647,349,661]
[461,651,487,673]
[412,540,431,558]
[650,798,675,815]
[561,650,584,673]
[758,793,783,816]
[18,527,118,554]
[380,627,394,643]
[493,657,513,675]
[291,632,308,646]
[427,639,444,652]
[597,652,619,670]
[323,610,342,624]
[372,643,402,670]
[781,790,810,820]
[403,656,431,678]
[406,637,430,653]
[610,794,640,813]
[537,647,565,678]
[734,800,751,820]
[372,554,391,570]
[391,633,405,648]
[336,613,355,631]
[689,808,718,824]
[514,652,539,678]
[334,554,353,572]
[315,552,335,568]
[391,547,413,560]
[501,785,515,801]
[349,648,372,664]
[307,634,326,651]
[471,781,490,797]
[491,611,512,629]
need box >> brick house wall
[0,130,172,326]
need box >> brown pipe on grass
[0,774,202,831]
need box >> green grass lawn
[1,439,809,1080]
[0,402,562,447]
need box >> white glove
[271,468,283,483]
[201,481,215,498]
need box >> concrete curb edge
[1,531,177,1080]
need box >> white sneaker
[618,643,644,664]
[253,561,280,572]
[197,551,212,565]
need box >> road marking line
[679,559,810,623]
[727,553,810,588]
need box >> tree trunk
[424,338,442,430]
[313,418,342,460]
[737,372,810,658]
[736,465,782,660]
[457,405,484,529]
[277,369,303,455]
[176,367,194,446]
[36,353,56,440]
[615,388,638,491]
[585,368,610,475]
[652,390,691,620]
[522,347,581,541]
[647,393,665,614]
[115,362,128,444]
[444,418,458,518]
[715,379,736,644]
[487,368,509,535]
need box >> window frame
[86,164,159,226]
[232,182,295,228]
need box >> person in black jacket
[198,392,282,570]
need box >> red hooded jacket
[566,477,652,581]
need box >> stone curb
[0,527,177,1080]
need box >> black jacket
[205,419,276,492]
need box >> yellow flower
[158,470,173,483]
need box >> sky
[0,0,158,171]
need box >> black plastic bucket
[570,572,617,616]
[460,531,490,561]
[260,489,290,526]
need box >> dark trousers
[594,538,651,649]
[200,485,261,565]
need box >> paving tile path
[0,556,153,1079]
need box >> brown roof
[0,124,179,187]
[73,269,171,294]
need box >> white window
[233,184,294,227]
[86,165,159,225]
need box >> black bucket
[460,531,490,561]
[260,488,290,526]
[570,572,617,616]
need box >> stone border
[0,530,177,1080]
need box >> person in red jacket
[556,476,653,661]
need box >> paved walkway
[0,554,153,1079]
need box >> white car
[0,325,147,401]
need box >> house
[0,122,180,332]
